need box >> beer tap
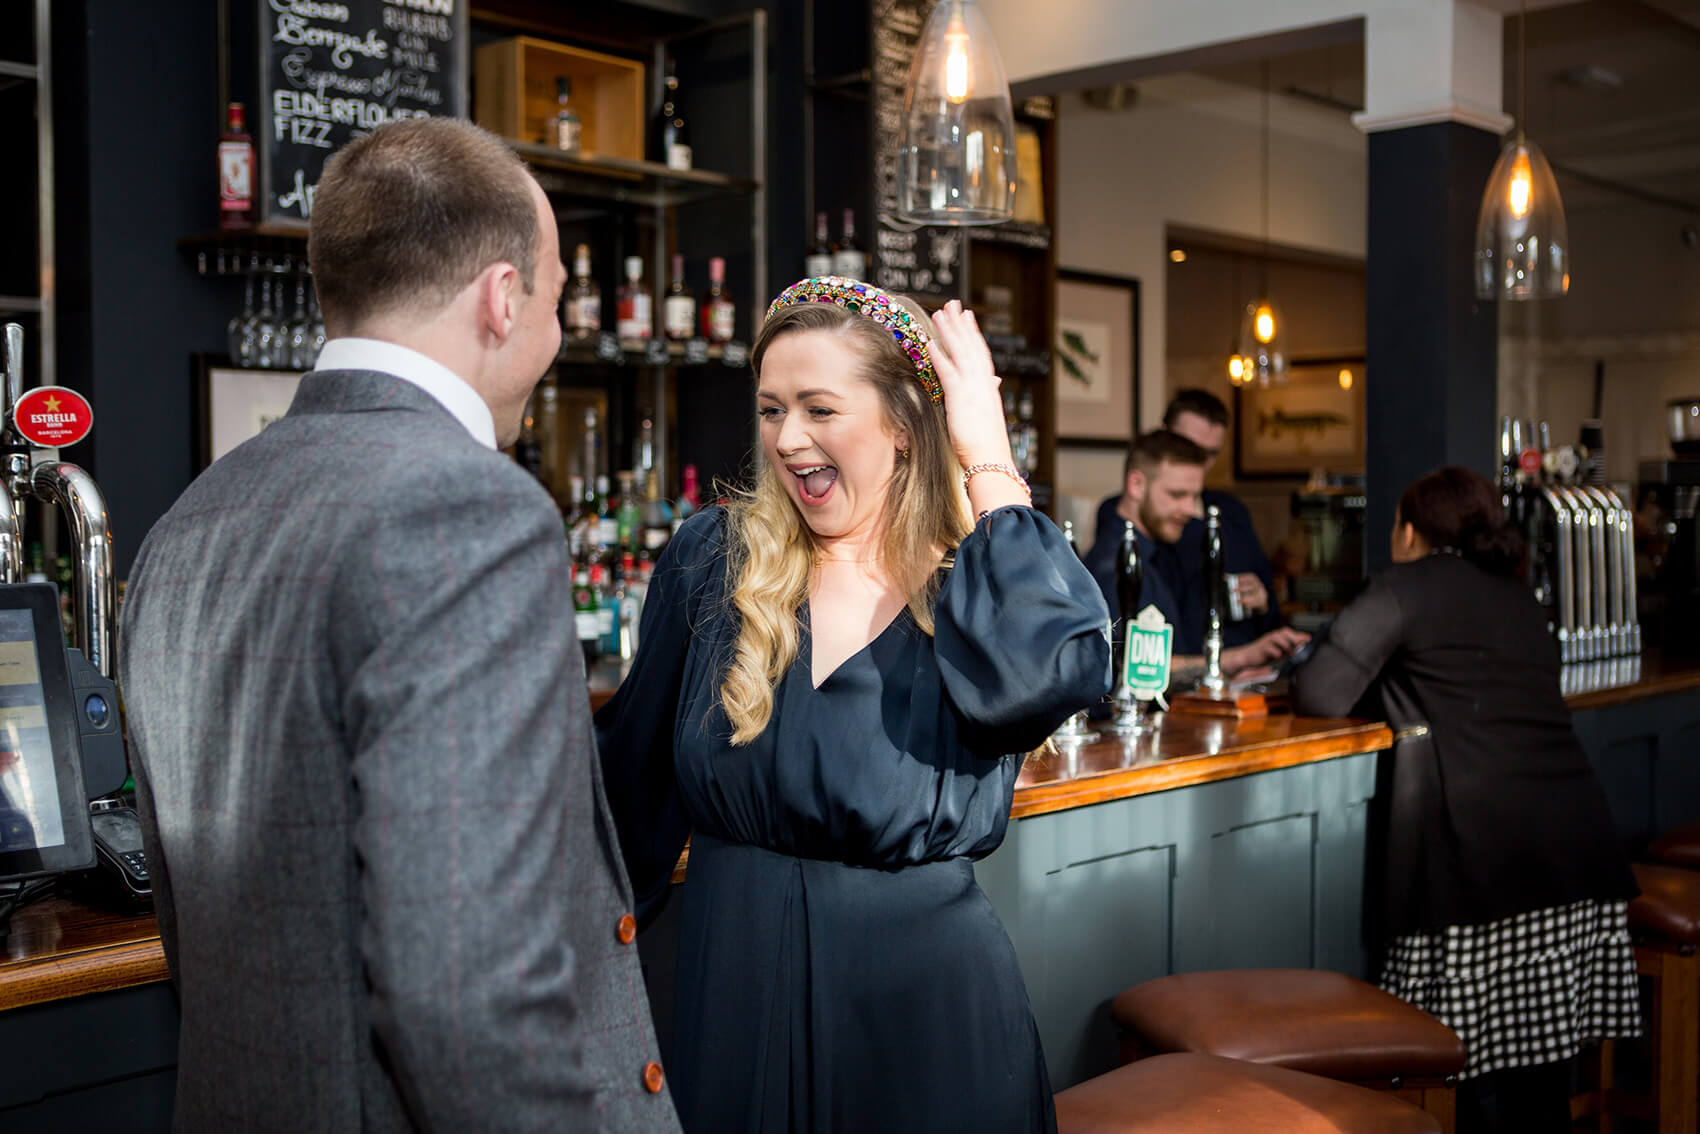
[1199,504,1228,696]
[1107,519,1152,736]
[0,323,115,676]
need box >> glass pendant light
[897,0,1017,225]
[1474,0,1569,300]
[1232,63,1287,386]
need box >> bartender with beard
[1087,429,1304,684]
[1095,390,1282,647]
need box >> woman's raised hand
[929,301,1017,473]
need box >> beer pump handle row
[1503,415,1640,665]
[0,323,116,676]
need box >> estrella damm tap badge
[13,387,93,448]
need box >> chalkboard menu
[256,0,469,226]
[870,0,963,306]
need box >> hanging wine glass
[228,259,257,366]
[286,264,312,370]
[253,258,281,369]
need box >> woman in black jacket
[1292,467,1639,1133]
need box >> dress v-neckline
[803,600,909,691]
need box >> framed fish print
[1054,270,1140,442]
[1233,358,1366,479]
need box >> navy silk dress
[596,505,1111,1134]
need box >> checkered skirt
[1379,899,1641,1079]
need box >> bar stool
[1054,1052,1442,1133]
[1109,969,1466,1133]
[1649,821,1700,870]
[1573,863,1700,1134]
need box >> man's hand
[1232,572,1269,615]
[1222,627,1310,673]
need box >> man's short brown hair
[1124,428,1210,481]
[308,118,540,331]
[1162,388,1230,429]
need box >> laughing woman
[596,279,1111,1133]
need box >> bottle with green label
[573,565,602,668]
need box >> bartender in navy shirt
[1094,389,1282,648]
[1087,429,1304,685]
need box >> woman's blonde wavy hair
[720,297,972,744]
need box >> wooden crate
[475,37,646,161]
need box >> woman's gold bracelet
[962,462,1033,505]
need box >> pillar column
[1354,1,1510,569]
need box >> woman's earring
[897,447,910,461]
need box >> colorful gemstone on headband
[765,275,944,405]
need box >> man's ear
[477,262,521,339]
[1125,468,1146,503]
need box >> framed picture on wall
[1054,269,1139,442]
[1233,358,1366,479]
[192,354,305,472]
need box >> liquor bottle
[832,208,867,279]
[565,474,587,562]
[616,256,652,340]
[619,551,646,656]
[554,77,582,153]
[573,565,602,667]
[663,254,697,341]
[701,257,736,343]
[514,394,546,483]
[600,561,624,659]
[616,471,643,554]
[643,468,674,552]
[805,212,834,277]
[566,244,600,339]
[675,464,700,531]
[634,416,657,483]
[595,472,617,550]
[654,59,692,171]
[219,102,254,229]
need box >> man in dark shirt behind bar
[1094,389,1283,647]
[1087,429,1304,686]
[118,120,680,1132]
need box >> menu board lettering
[259,0,467,225]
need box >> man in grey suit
[119,119,680,1132]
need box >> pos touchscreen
[0,584,93,883]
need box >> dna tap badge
[1124,605,1174,708]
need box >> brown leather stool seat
[1579,863,1700,1132]
[1109,968,1466,1083]
[1054,1052,1442,1133]
[1650,822,1700,871]
[1632,861,1700,945]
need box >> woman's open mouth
[791,464,839,505]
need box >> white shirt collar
[314,338,498,450]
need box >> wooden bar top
[1010,713,1392,819]
[0,895,169,1011]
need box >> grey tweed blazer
[120,370,680,1133]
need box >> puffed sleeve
[1291,568,1405,718]
[596,507,728,919]
[934,505,1113,753]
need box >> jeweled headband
[764,276,942,404]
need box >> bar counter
[4,656,1699,1123]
